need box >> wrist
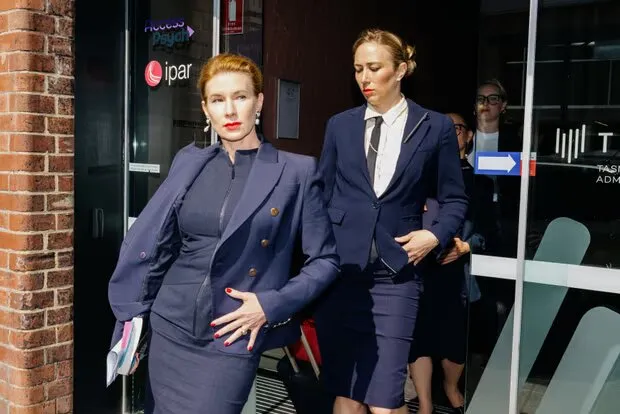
[429,231,439,247]
[460,242,471,255]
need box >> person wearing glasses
[315,29,468,414]
[467,79,521,256]
[409,113,495,414]
[465,80,521,369]
[468,79,511,166]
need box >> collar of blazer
[349,98,431,199]
[177,136,285,246]
[184,134,277,162]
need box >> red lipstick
[224,121,241,130]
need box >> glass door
[74,1,127,412]
[463,1,531,412]
[516,0,620,413]
[123,0,263,411]
[126,0,216,412]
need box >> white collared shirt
[364,96,408,197]
[467,130,499,165]
[467,130,500,202]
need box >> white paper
[106,340,121,387]
[105,317,144,387]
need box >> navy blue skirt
[315,270,421,409]
[145,329,261,414]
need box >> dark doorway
[74,1,126,412]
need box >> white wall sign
[129,163,161,174]
[554,125,619,184]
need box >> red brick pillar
[0,1,74,412]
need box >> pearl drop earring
[255,112,260,126]
[204,118,211,133]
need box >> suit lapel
[382,100,430,196]
[219,142,284,245]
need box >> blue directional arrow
[475,151,521,176]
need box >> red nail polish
[225,288,232,294]
[224,341,230,347]
[248,346,253,351]
[214,334,220,339]
[210,322,216,327]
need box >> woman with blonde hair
[316,29,468,414]
[108,53,339,414]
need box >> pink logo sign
[144,60,162,87]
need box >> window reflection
[517,1,620,413]
[527,1,620,269]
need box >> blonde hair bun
[404,44,417,76]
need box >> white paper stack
[106,317,143,387]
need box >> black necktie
[366,116,383,265]
[366,116,383,187]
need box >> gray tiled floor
[518,381,547,414]
[256,374,454,414]
[257,352,454,414]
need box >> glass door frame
[508,0,539,412]
[121,0,130,408]
[466,1,541,411]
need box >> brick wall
[0,1,74,413]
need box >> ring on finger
[241,329,249,336]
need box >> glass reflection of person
[107,54,339,414]
[315,29,468,414]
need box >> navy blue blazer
[319,99,468,275]
[108,140,339,355]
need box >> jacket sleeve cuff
[428,226,451,257]
[255,290,287,326]
[465,233,485,254]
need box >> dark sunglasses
[476,94,502,105]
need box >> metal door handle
[92,208,104,239]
